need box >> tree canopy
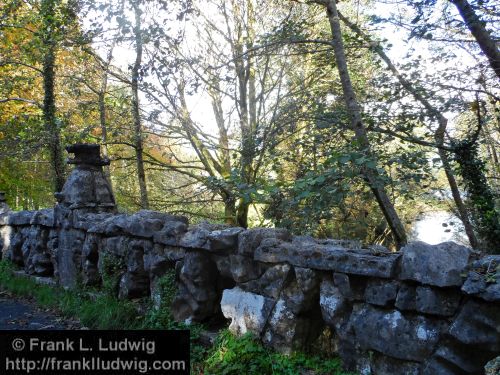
[1,0,499,252]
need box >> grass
[0,260,139,329]
[203,330,354,375]
[0,260,353,374]
[0,260,208,370]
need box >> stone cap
[56,143,115,208]
[66,144,110,166]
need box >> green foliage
[140,270,178,329]
[203,330,353,375]
[99,252,125,296]
[453,141,500,253]
[139,269,209,370]
[0,260,138,329]
[1,260,354,373]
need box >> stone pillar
[0,192,11,259]
[0,192,10,215]
[55,144,116,287]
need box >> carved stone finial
[56,144,115,209]
[66,143,110,166]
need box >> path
[0,292,80,330]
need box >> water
[410,211,469,246]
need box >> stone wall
[0,144,498,375]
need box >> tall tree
[142,0,299,226]
[41,0,66,192]
[449,0,500,80]
[337,12,479,248]
[311,0,407,248]
[130,0,149,209]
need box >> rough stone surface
[87,214,130,235]
[229,254,265,283]
[238,228,291,256]
[8,211,36,226]
[72,211,115,231]
[221,287,275,336]
[485,356,500,375]
[462,256,500,302]
[8,228,27,265]
[294,267,321,293]
[81,233,99,286]
[415,286,461,316]
[208,227,244,252]
[101,236,129,257]
[255,238,400,277]
[395,283,417,311]
[23,226,52,276]
[262,299,322,354]
[56,229,86,288]
[351,305,447,361]
[153,220,188,246]
[46,230,59,278]
[371,353,421,375]
[0,214,8,226]
[57,145,116,209]
[122,210,187,239]
[117,239,151,298]
[448,299,500,352]
[333,273,367,301]
[364,279,399,306]
[429,341,496,374]
[178,222,233,251]
[171,251,219,322]
[0,225,12,259]
[143,244,185,278]
[281,273,319,315]
[420,357,463,375]
[240,264,291,299]
[319,278,350,332]
[30,209,55,227]
[399,241,471,287]
[87,211,187,239]
[211,254,232,279]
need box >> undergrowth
[203,330,354,375]
[0,260,138,329]
[0,260,354,374]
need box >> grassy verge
[0,260,139,329]
[203,330,354,375]
[0,260,353,374]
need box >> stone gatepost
[0,192,12,259]
[0,192,9,214]
[54,144,116,287]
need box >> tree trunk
[98,46,115,186]
[338,11,479,249]
[98,89,112,185]
[434,115,478,249]
[231,0,256,228]
[237,199,250,228]
[223,195,237,225]
[131,1,149,209]
[41,0,65,193]
[323,0,407,248]
[454,141,500,252]
[449,0,500,80]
